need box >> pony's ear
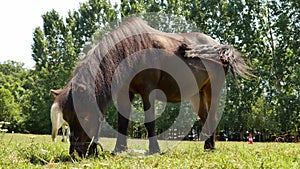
[50,89,63,96]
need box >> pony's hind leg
[192,71,225,151]
[191,83,216,150]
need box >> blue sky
[0,0,95,69]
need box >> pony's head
[50,88,98,157]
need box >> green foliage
[116,0,300,137]
[29,0,118,134]
[170,0,300,135]
[0,88,22,131]
[0,61,30,132]
[1,0,298,136]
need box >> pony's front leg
[113,92,133,154]
[113,111,129,153]
[201,84,216,150]
[142,92,160,154]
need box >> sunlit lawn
[0,133,299,168]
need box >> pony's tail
[50,103,63,142]
[219,45,256,80]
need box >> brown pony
[50,17,253,156]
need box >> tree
[161,0,299,136]
[25,0,299,137]
[30,0,118,134]
[0,61,30,132]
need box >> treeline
[0,0,299,139]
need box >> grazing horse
[50,17,253,156]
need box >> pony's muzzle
[71,142,99,157]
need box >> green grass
[0,133,299,168]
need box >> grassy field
[0,133,299,168]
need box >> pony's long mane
[70,17,165,109]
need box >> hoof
[112,146,127,155]
[149,148,161,155]
[111,151,117,156]
[149,137,160,155]
[204,148,216,152]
